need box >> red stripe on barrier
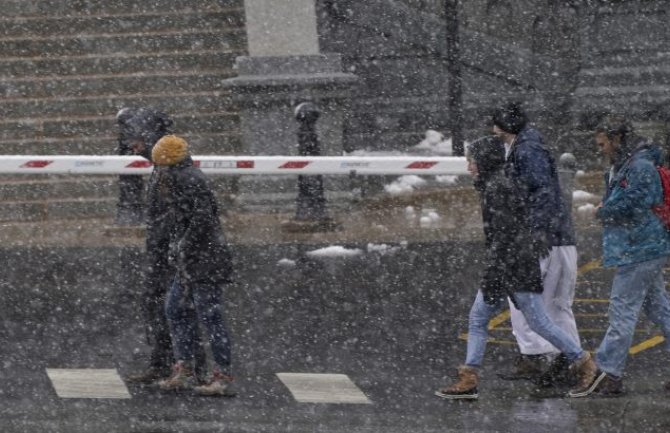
[280,161,310,169]
[406,161,438,169]
[193,160,201,168]
[126,160,153,168]
[21,160,53,168]
[237,160,254,169]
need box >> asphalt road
[1,237,670,433]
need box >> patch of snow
[435,175,458,185]
[277,258,296,267]
[367,243,400,255]
[306,246,363,258]
[573,190,598,200]
[384,175,427,195]
[577,203,596,214]
[410,130,453,156]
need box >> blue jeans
[596,256,670,377]
[165,277,232,373]
[465,291,583,367]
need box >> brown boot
[567,353,602,398]
[435,366,479,400]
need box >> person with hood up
[435,137,595,400]
[492,102,582,387]
[151,135,236,397]
[120,108,207,385]
[568,122,670,397]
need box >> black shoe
[126,367,171,384]
[536,353,572,388]
[498,355,545,381]
[594,373,624,397]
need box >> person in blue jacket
[569,121,670,397]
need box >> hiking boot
[126,367,170,385]
[567,353,601,398]
[158,361,197,391]
[435,366,479,400]
[536,353,572,388]
[497,354,545,381]
[193,371,237,397]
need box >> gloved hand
[532,231,552,259]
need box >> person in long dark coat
[435,137,594,400]
[151,135,236,397]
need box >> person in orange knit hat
[152,135,237,397]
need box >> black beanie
[492,102,528,135]
[467,136,505,176]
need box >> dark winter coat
[504,127,575,248]
[468,136,543,305]
[145,166,174,286]
[597,141,670,267]
[478,168,544,305]
[162,157,233,286]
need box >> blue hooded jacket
[597,141,670,267]
[504,127,576,247]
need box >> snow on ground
[306,246,363,258]
[366,243,401,255]
[384,175,427,195]
[577,203,596,215]
[409,130,454,155]
[277,258,296,267]
[573,189,598,201]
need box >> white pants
[509,245,581,355]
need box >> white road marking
[276,372,371,404]
[46,368,131,399]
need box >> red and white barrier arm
[0,155,468,175]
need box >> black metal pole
[445,0,464,156]
[294,102,329,221]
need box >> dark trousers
[141,260,207,376]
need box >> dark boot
[498,354,545,380]
[536,353,572,388]
[435,366,479,400]
[126,366,171,384]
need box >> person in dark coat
[493,102,581,385]
[120,108,206,385]
[151,135,236,397]
[435,137,594,400]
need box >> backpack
[652,165,670,230]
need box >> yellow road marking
[578,259,602,275]
[487,310,511,330]
[629,335,665,355]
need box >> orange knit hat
[152,135,189,166]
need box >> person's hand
[532,231,551,259]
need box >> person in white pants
[508,246,580,380]
[492,102,582,384]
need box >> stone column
[223,0,358,210]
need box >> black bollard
[282,102,338,232]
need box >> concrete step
[578,64,670,88]
[0,0,242,17]
[0,10,244,39]
[0,51,240,81]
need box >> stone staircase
[0,0,246,222]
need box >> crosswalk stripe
[46,368,131,399]
[276,373,371,404]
